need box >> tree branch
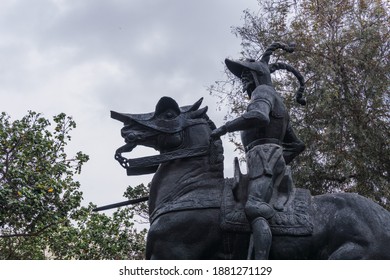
[0,222,56,238]
[322,174,357,184]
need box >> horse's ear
[187,98,204,112]
[189,106,208,119]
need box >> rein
[115,144,211,175]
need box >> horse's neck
[153,124,223,184]
[157,153,220,178]
[148,155,222,214]
[148,123,224,214]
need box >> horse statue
[111,96,390,259]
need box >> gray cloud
[0,0,259,211]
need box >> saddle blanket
[220,180,314,236]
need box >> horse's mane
[203,114,224,168]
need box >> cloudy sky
[0,0,260,212]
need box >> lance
[93,196,149,212]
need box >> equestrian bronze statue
[109,43,390,260]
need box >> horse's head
[111,96,218,175]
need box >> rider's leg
[245,175,274,260]
[244,144,286,260]
[273,167,294,211]
[245,176,274,219]
[251,217,272,259]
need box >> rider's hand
[211,125,227,139]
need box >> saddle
[220,158,313,236]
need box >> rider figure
[211,43,306,259]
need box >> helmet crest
[225,42,306,105]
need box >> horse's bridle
[115,144,211,176]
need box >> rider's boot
[245,196,275,260]
[251,216,272,260]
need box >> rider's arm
[226,102,271,132]
[210,101,271,138]
[282,122,305,164]
[211,88,274,138]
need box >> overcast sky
[0,0,260,213]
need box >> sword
[93,196,149,212]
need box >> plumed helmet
[225,42,306,105]
[225,58,269,79]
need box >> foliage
[0,111,87,258]
[210,0,390,207]
[123,183,149,223]
[0,111,147,259]
[48,184,149,260]
[47,203,147,260]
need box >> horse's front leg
[146,209,224,260]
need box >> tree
[48,184,149,260]
[0,111,147,259]
[210,0,390,207]
[46,201,147,260]
[0,111,87,258]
